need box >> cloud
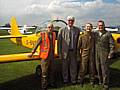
[116,0,120,3]
[0,0,120,26]
[24,0,120,25]
[0,0,32,16]
[25,0,103,18]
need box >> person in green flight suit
[95,20,115,90]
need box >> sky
[0,0,120,26]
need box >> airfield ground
[0,30,120,90]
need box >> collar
[84,31,92,36]
[67,25,74,30]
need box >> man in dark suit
[58,16,80,85]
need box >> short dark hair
[86,23,93,28]
[97,20,105,25]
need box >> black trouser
[62,50,77,83]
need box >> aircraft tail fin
[10,17,21,35]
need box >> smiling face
[97,20,105,32]
[67,19,74,27]
[67,16,75,27]
[85,23,93,32]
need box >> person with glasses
[58,16,80,85]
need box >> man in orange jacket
[28,23,56,90]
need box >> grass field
[0,30,120,90]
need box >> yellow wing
[0,53,39,63]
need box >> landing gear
[35,65,42,78]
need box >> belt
[69,49,74,51]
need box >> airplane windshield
[35,19,67,35]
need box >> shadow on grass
[110,68,120,88]
[0,74,42,90]
[0,59,120,90]
[0,59,63,90]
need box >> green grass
[0,30,120,90]
[0,30,9,36]
[0,39,31,55]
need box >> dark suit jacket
[58,26,80,59]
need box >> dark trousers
[62,50,77,83]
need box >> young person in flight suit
[77,23,96,87]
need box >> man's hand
[28,53,33,57]
[108,55,111,59]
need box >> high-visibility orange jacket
[39,32,56,59]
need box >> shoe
[103,87,109,90]
[48,83,55,88]
[77,79,81,84]
[99,82,102,85]
[98,81,102,85]
[103,85,109,90]
[90,82,95,87]
[63,80,69,84]
[71,81,76,85]
[63,81,69,86]
[79,80,84,87]
[42,87,47,90]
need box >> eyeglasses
[47,26,53,28]
[68,20,74,21]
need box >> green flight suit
[95,30,115,87]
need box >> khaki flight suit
[77,31,96,83]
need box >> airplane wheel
[36,65,42,78]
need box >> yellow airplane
[0,17,120,77]
[104,27,120,55]
[0,17,67,63]
[111,33,120,54]
[0,17,120,63]
[0,17,68,76]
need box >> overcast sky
[0,0,120,26]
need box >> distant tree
[4,23,10,27]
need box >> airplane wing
[0,17,67,64]
[0,35,29,39]
[0,52,39,63]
